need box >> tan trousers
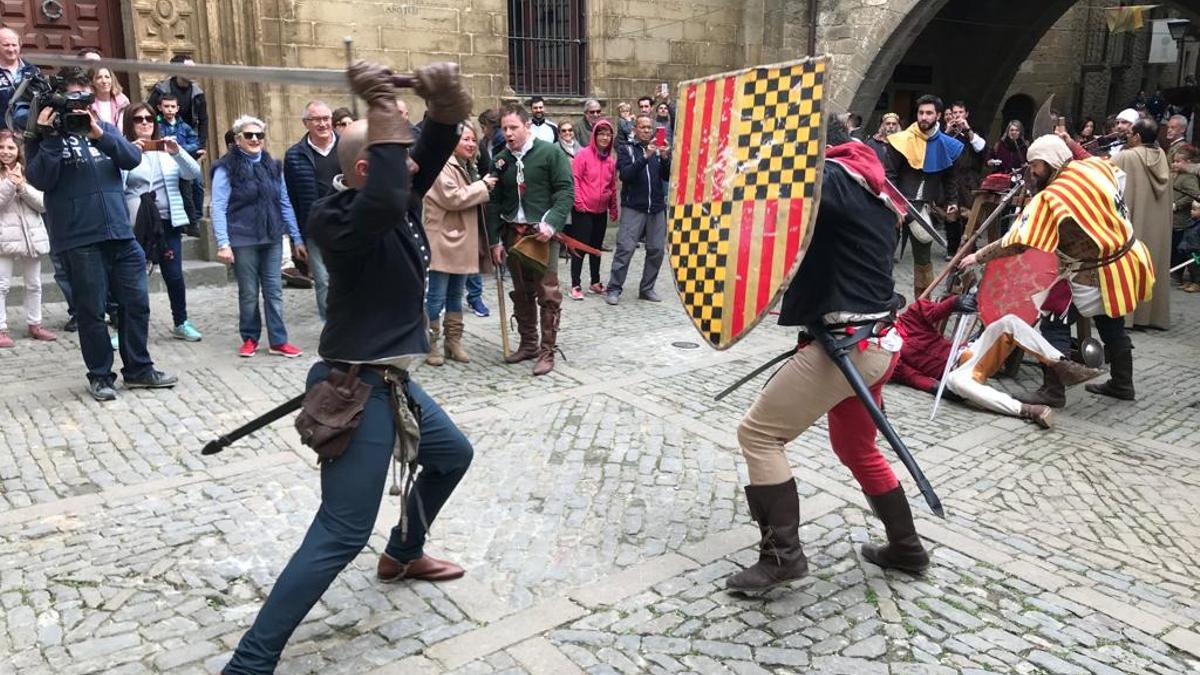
[738,342,900,494]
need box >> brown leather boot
[442,312,470,363]
[913,263,934,299]
[425,318,444,366]
[532,306,560,376]
[861,486,930,574]
[1050,357,1101,387]
[505,290,539,363]
[377,552,464,583]
[726,478,808,593]
[1013,367,1065,408]
[1085,347,1135,400]
[1019,403,1053,429]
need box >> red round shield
[978,248,1059,325]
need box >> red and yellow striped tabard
[1000,157,1155,318]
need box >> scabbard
[201,393,305,455]
[811,328,945,518]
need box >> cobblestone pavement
[2,251,1200,674]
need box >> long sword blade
[930,313,972,420]
[25,52,352,88]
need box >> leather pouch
[295,364,372,460]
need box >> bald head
[337,119,369,188]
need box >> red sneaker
[238,339,258,358]
[589,282,606,295]
[269,342,303,358]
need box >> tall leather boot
[1049,357,1102,387]
[532,306,560,376]
[913,263,934,299]
[726,478,808,593]
[1085,347,1135,400]
[861,486,930,574]
[1013,366,1066,408]
[443,312,470,363]
[504,290,539,363]
[425,318,444,366]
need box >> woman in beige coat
[423,121,497,365]
[0,130,55,347]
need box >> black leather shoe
[63,317,78,332]
[124,370,179,389]
[88,380,117,402]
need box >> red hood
[826,141,906,218]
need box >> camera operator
[26,67,177,401]
[0,28,40,131]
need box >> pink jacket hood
[572,118,619,217]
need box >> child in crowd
[1179,200,1200,292]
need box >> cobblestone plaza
[1,256,1199,674]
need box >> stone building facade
[3,0,1195,155]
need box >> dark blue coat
[26,124,143,252]
[617,141,671,214]
[0,61,42,131]
[283,134,337,235]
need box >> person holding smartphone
[122,102,203,342]
[605,114,670,305]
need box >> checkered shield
[667,57,828,350]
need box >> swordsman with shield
[725,118,933,593]
[960,135,1155,407]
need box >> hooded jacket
[26,124,143,252]
[0,174,49,258]
[571,118,618,218]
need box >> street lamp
[1168,19,1193,86]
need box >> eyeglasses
[305,116,332,123]
[585,109,602,115]
[560,128,574,134]
[131,115,155,123]
[241,131,265,140]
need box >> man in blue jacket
[27,68,177,402]
[606,114,671,305]
[283,100,340,320]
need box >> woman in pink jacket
[568,118,618,300]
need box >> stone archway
[848,0,1079,130]
[1000,93,1037,138]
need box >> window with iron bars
[508,0,587,96]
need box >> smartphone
[654,126,667,147]
[142,139,164,151]
[658,82,669,99]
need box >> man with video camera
[26,67,178,401]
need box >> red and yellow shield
[668,57,828,350]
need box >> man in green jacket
[488,103,575,375]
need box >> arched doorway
[1000,94,1037,139]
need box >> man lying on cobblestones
[727,117,930,595]
[223,61,475,673]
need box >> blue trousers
[465,273,483,303]
[159,226,188,326]
[225,363,474,673]
[61,239,155,385]
[232,242,288,346]
[426,270,465,320]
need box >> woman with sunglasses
[211,116,306,358]
[121,103,203,342]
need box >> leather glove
[414,62,473,125]
[951,292,978,314]
[348,60,397,109]
[349,61,415,147]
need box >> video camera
[7,70,94,137]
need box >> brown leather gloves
[413,62,473,125]
[348,60,415,146]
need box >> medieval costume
[892,296,1100,429]
[1113,143,1171,329]
[969,136,1154,406]
[944,122,988,257]
[486,135,575,375]
[727,130,930,595]
[885,122,963,297]
[224,63,475,673]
